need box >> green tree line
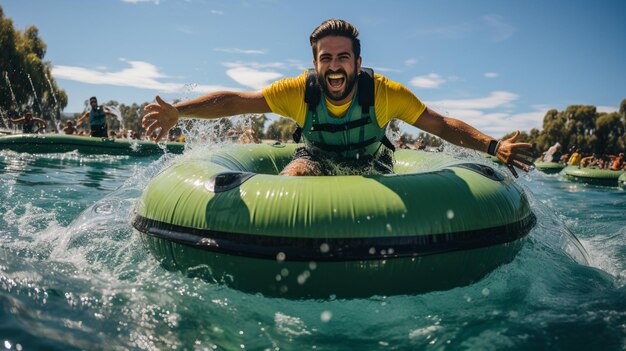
[503,99,626,156]
[0,6,67,128]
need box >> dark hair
[310,19,361,59]
[89,96,97,102]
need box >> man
[542,142,561,163]
[10,111,47,134]
[567,148,582,166]
[142,19,533,177]
[62,120,77,135]
[580,153,598,168]
[76,96,116,137]
[610,153,624,171]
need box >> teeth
[328,73,344,79]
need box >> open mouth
[326,73,346,90]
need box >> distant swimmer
[62,120,77,135]
[10,110,46,134]
[76,96,116,137]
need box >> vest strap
[358,68,374,114]
[309,137,378,153]
[381,135,396,152]
[304,69,320,112]
[310,116,372,133]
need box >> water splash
[0,107,9,130]
[4,71,18,107]
[104,105,125,131]
[27,74,46,130]
[44,73,62,132]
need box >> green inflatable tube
[563,166,625,186]
[534,161,565,174]
[133,143,536,298]
[0,134,184,156]
[617,172,626,189]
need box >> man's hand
[142,96,180,142]
[496,131,535,178]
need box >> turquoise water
[1,145,624,350]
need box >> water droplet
[320,310,332,322]
[276,252,286,262]
[320,243,330,253]
[297,270,311,285]
[482,288,490,296]
[386,224,392,232]
[446,209,454,219]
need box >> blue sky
[2,0,625,137]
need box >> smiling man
[143,19,533,177]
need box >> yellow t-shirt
[568,152,580,166]
[262,71,426,128]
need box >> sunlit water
[1,134,624,350]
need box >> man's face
[314,36,361,103]
[90,99,97,107]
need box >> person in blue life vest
[142,19,534,177]
[10,110,47,134]
[76,96,116,137]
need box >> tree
[594,113,623,154]
[249,114,268,140]
[266,117,297,142]
[0,5,67,129]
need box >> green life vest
[296,68,394,159]
[22,119,35,133]
[90,106,106,127]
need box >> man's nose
[329,58,341,70]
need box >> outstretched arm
[75,112,90,126]
[9,117,25,124]
[413,107,534,178]
[33,117,47,126]
[142,90,271,142]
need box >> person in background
[10,110,46,134]
[609,153,624,171]
[580,154,595,168]
[542,142,561,162]
[567,148,581,166]
[240,128,260,144]
[76,96,116,137]
[62,120,77,135]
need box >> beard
[318,68,358,102]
